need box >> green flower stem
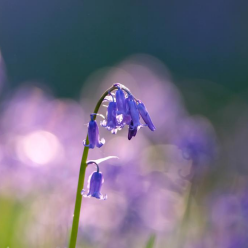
[68,85,119,248]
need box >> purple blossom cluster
[83,84,155,149]
[81,84,155,200]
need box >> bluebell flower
[83,114,105,149]
[137,100,155,131]
[127,95,141,129]
[115,88,126,115]
[118,97,132,126]
[101,101,120,134]
[177,118,216,163]
[114,88,132,127]
[81,171,107,200]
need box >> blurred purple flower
[81,171,107,200]
[83,114,105,149]
[207,192,248,248]
[176,117,216,163]
[137,100,155,131]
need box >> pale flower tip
[81,189,88,197]
[83,140,92,148]
[111,129,117,134]
[100,120,107,127]
[101,138,105,145]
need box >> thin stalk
[176,181,194,248]
[176,161,197,248]
[68,85,118,248]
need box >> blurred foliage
[145,234,156,248]
[0,0,248,98]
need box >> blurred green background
[0,0,248,99]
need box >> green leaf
[145,234,156,248]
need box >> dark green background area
[0,0,247,99]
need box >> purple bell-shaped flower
[83,114,105,149]
[116,88,126,115]
[81,171,107,200]
[118,97,132,126]
[100,101,120,134]
[114,87,131,126]
[137,100,155,131]
[127,95,141,129]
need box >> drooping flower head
[113,85,155,139]
[81,159,116,200]
[82,171,107,200]
[85,83,155,144]
[83,114,105,149]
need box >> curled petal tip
[100,120,107,127]
[94,194,108,200]
[111,129,117,134]
[83,140,94,149]
[96,138,105,148]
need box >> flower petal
[127,95,141,128]
[137,101,155,131]
[116,88,126,114]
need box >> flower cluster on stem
[69,83,155,248]
[84,83,155,145]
